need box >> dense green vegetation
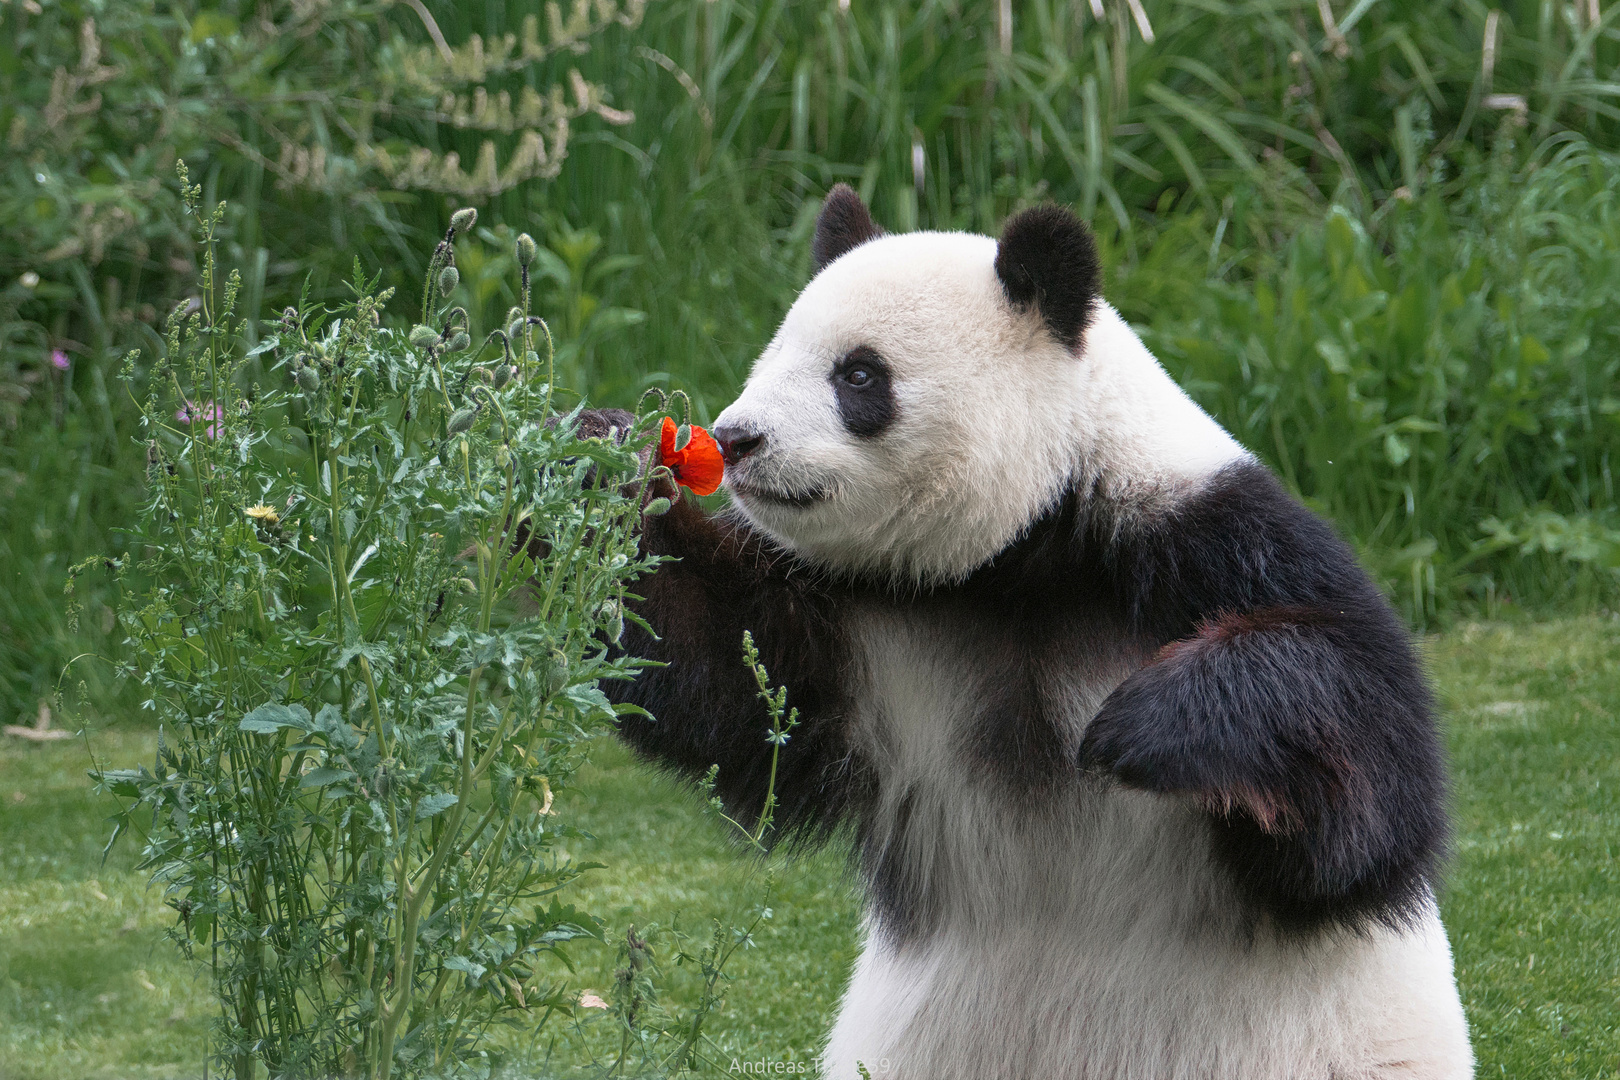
[3,0,1619,723]
[3,618,1617,1077]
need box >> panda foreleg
[606,493,863,842]
[1077,603,1448,932]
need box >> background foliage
[3,0,1618,712]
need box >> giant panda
[599,185,1474,1079]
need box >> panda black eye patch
[831,346,895,438]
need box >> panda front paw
[1078,613,1446,930]
[1077,627,1340,835]
[1077,665,1270,814]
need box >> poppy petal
[674,424,725,495]
[659,416,679,464]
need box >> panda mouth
[728,479,828,508]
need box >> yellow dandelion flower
[244,504,280,526]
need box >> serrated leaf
[300,767,352,789]
[416,792,458,820]
[240,703,313,734]
[443,955,485,979]
[563,684,612,718]
[336,642,390,669]
[95,768,144,798]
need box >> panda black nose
[714,424,765,466]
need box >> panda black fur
[604,186,1474,1079]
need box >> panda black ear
[994,205,1101,352]
[812,184,884,275]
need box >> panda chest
[847,602,1145,793]
[845,604,1208,937]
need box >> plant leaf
[299,767,352,789]
[416,793,458,820]
[240,703,314,734]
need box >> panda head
[711,186,1230,585]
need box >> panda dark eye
[835,347,885,390]
[830,346,894,437]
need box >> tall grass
[4,0,1619,720]
[1129,135,1620,624]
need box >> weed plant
[88,167,664,1078]
[578,633,798,1077]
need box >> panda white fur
[602,186,1474,1079]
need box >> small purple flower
[176,399,221,440]
[50,349,69,371]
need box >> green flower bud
[516,232,538,267]
[491,365,512,389]
[472,365,492,383]
[437,265,460,296]
[449,207,478,234]
[297,366,321,393]
[311,341,328,361]
[642,496,672,517]
[446,406,477,434]
[409,324,438,347]
[545,654,570,695]
[507,318,525,341]
[447,331,471,353]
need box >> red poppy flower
[659,416,724,496]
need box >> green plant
[89,167,661,1079]
[1135,136,1620,623]
[566,632,799,1077]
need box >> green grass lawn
[2,618,1616,1078]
